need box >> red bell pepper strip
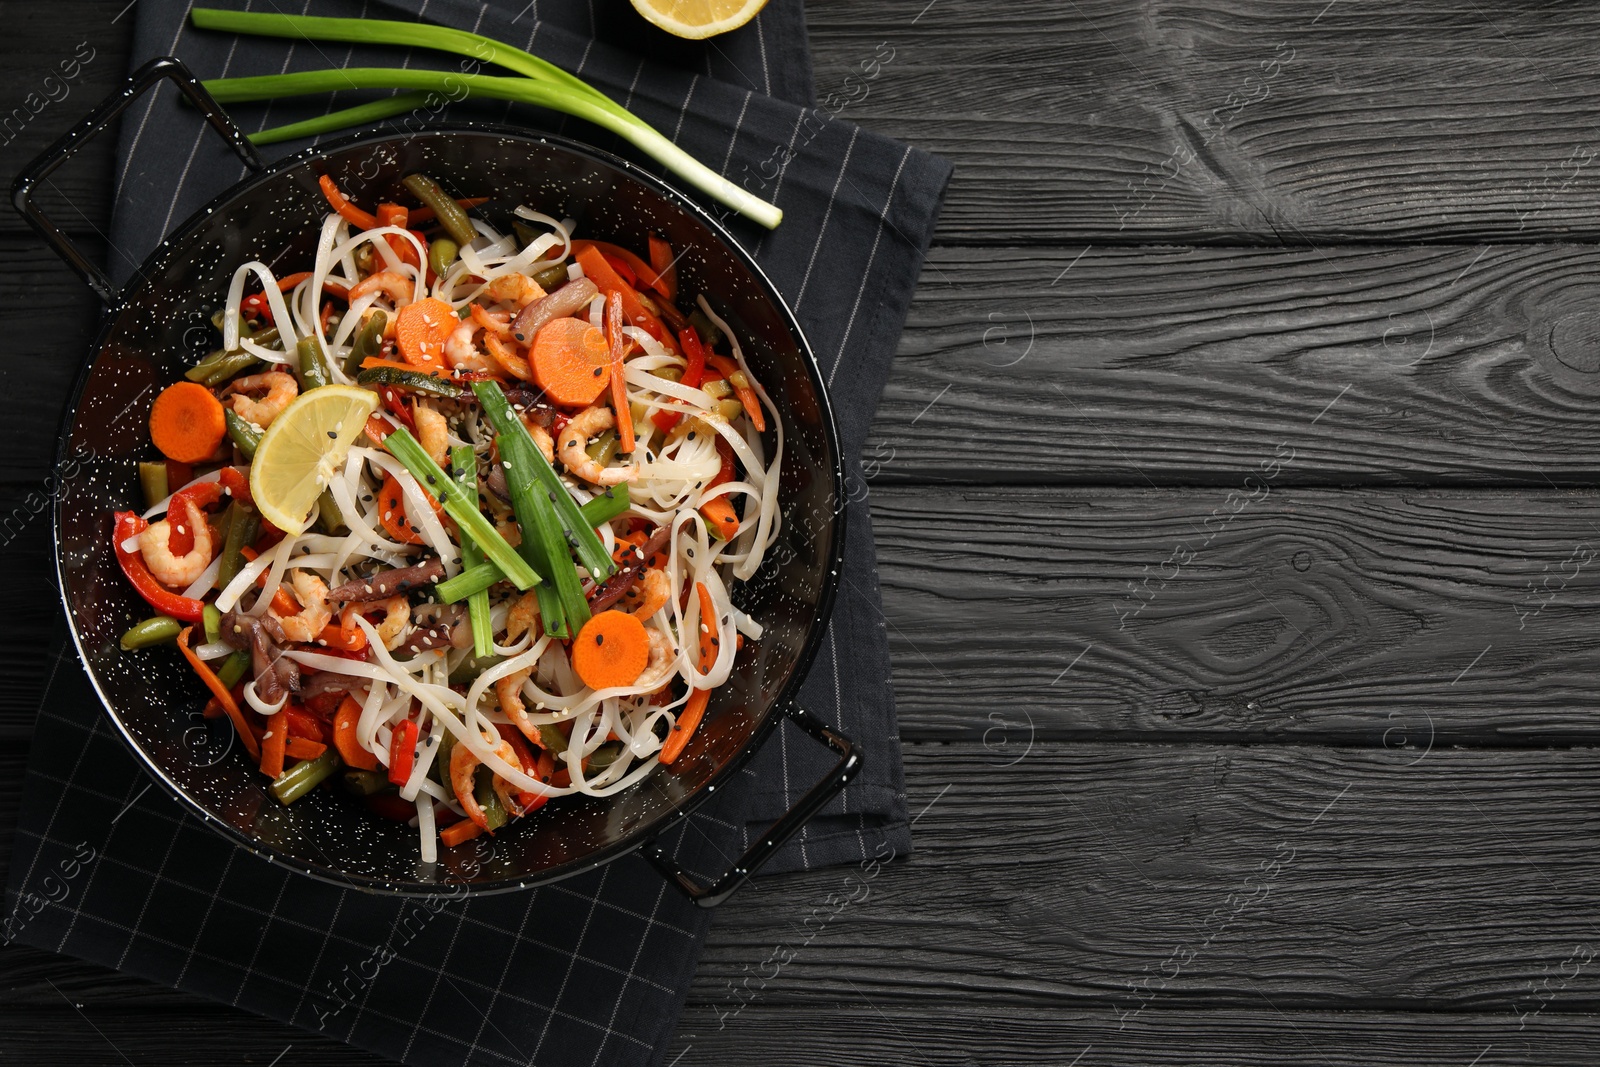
[494,723,550,815]
[388,719,420,786]
[652,325,709,433]
[218,465,252,507]
[241,292,274,326]
[114,512,207,622]
[163,479,224,556]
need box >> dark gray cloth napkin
[3,1,950,1064]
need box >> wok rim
[52,121,847,897]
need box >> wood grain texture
[690,743,1600,1013]
[869,485,1600,743]
[808,0,1600,244]
[672,1006,1600,1067]
[9,741,1600,1065]
[867,243,1600,485]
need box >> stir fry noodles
[115,173,778,859]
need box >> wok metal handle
[640,703,862,908]
[11,55,264,306]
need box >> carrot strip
[260,708,289,778]
[604,290,635,455]
[572,245,677,353]
[285,737,327,761]
[334,695,379,770]
[177,626,260,760]
[659,687,709,765]
[319,174,378,230]
[647,233,678,300]
[270,586,299,617]
[440,820,485,848]
[574,239,672,300]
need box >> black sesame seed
[592,367,603,377]
[327,430,337,439]
[596,633,604,645]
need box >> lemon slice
[248,385,378,536]
[629,0,769,38]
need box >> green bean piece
[537,723,567,754]
[202,604,223,645]
[316,488,348,535]
[587,740,624,771]
[216,502,258,589]
[296,336,332,391]
[474,766,509,831]
[428,238,459,278]
[216,649,250,689]
[342,769,392,796]
[119,616,182,651]
[225,408,261,459]
[432,727,456,788]
[585,429,618,467]
[343,309,388,375]
[199,352,264,388]
[532,263,569,291]
[446,652,501,685]
[138,462,169,509]
[187,325,280,384]
[402,173,478,247]
[452,445,495,659]
[686,309,723,352]
[270,748,343,805]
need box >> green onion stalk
[189,9,783,229]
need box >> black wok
[13,57,857,905]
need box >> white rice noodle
[223,261,300,355]
[243,679,288,717]
[180,553,223,600]
[142,469,223,520]
[416,794,437,864]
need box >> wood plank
[693,742,1600,1013]
[871,485,1600,743]
[867,243,1600,485]
[672,1006,1600,1066]
[8,742,1600,1061]
[808,0,1600,244]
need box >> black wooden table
[7,2,1600,1063]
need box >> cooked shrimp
[138,499,214,587]
[625,568,670,621]
[557,406,638,486]
[496,667,536,740]
[486,272,545,309]
[342,596,410,651]
[443,321,494,373]
[505,590,540,642]
[633,628,676,691]
[451,730,521,831]
[469,303,511,339]
[348,269,415,307]
[526,421,555,464]
[228,371,298,429]
[413,401,450,464]
[275,570,333,643]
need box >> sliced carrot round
[377,472,424,545]
[571,610,651,691]
[149,381,226,463]
[394,297,457,371]
[531,317,611,407]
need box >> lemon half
[248,385,378,536]
[629,0,769,39]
